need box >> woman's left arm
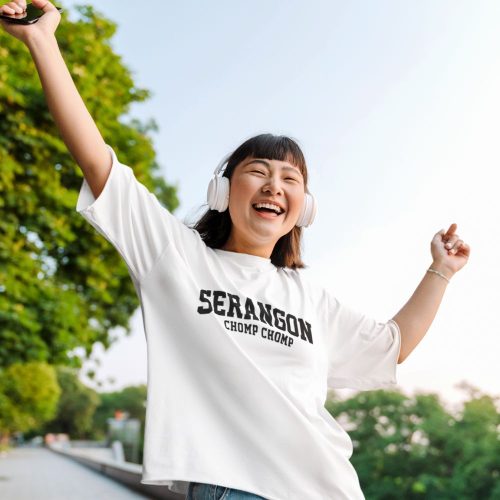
[391,223,471,364]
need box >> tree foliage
[91,384,147,439]
[326,385,500,499]
[0,2,180,370]
[90,384,147,463]
[0,361,60,436]
[39,365,100,438]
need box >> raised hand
[431,223,470,276]
[0,0,61,45]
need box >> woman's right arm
[27,34,111,199]
[1,0,111,199]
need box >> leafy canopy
[327,385,500,499]
[0,3,179,369]
[0,361,60,435]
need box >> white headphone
[206,158,317,228]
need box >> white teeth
[253,202,283,214]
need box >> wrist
[429,260,454,281]
[26,33,57,51]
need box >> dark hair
[189,133,310,270]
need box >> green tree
[0,361,60,447]
[0,2,179,371]
[326,390,445,498]
[39,365,100,438]
[448,392,500,499]
[91,384,147,462]
[92,384,147,434]
[326,385,500,499]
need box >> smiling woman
[70,131,426,499]
[0,0,472,494]
[191,133,317,268]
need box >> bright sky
[61,0,500,410]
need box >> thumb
[30,0,55,10]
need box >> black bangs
[224,133,308,184]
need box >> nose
[262,175,284,195]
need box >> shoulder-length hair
[189,133,310,270]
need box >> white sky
[61,0,500,409]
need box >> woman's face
[221,156,306,258]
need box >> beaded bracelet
[427,267,451,283]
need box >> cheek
[291,191,305,213]
[228,182,250,219]
[229,178,255,205]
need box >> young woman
[1,2,470,499]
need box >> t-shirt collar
[213,248,276,271]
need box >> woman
[1,2,470,499]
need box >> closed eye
[251,170,300,183]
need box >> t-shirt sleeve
[76,144,202,282]
[324,290,401,391]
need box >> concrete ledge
[48,443,183,500]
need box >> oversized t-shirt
[76,144,401,500]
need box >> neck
[221,238,273,260]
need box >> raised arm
[391,224,470,363]
[1,0,111,199]
[27,35,111,199]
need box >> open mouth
[252,204,285,218]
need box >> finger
[4,3,20,13]
[444,235,460,249]
[449,239,464,254]
[7,2,23,12]
[32,0,51,11]
[1,4,16,14]
[444,223,458,239]
[452,243,469,257]
[459,243,471,256]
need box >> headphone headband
[213,156,229,177]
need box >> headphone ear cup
[207,175,230,212]
[295,193,317,228]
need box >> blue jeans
[186,482,268,500]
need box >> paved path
[0,446,151,500]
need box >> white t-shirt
[76,144,401,500]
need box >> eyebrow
[244,159,303,176]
